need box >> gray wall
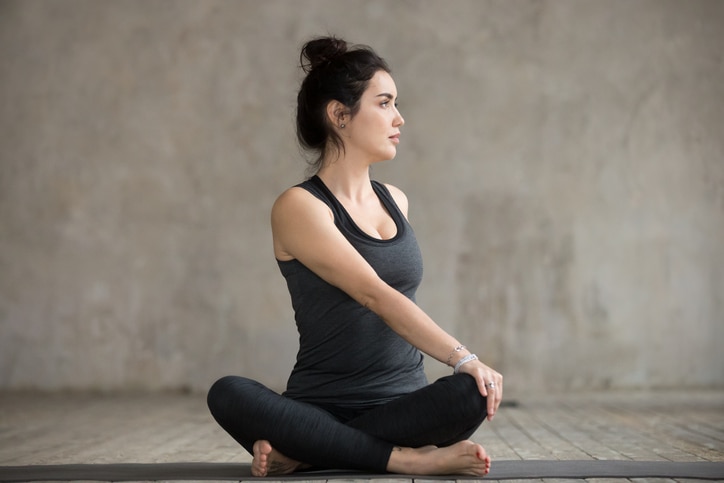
[1,0,722,395]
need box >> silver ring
[487,382,495,388]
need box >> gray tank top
[279,175,428,409]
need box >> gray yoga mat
[1,460,723,481]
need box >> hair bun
[300,36,348,73]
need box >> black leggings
[207,374,488,473]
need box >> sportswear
[278,175,428,409]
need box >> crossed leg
[250,439,490,477]
[207,374,490,476]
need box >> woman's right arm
[271,187,503,418]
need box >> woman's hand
[459,360,503,420]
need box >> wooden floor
[0,389,722,482]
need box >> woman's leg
[346,374,488,448]
[207,375,490,476]
[206,376,393,472]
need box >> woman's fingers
[461,362,503,419]
[477,367,503,420]
[489,375,503,418]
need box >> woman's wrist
[453,353,478,374]
[445,344,475,369]
[445,344,468,367]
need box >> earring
[340,123,345,129]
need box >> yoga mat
[1,460,723,481]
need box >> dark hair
[296,36,391,173]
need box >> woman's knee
[207,376,233,419]
[208,375,236,402]
[446,374,488,420]
[207,375,260,421]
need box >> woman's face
[344,70,405,162]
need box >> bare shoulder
[271,185,333,260]
[272,185,328,220]
[383,183,409,218]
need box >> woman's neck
[316,162,373,203]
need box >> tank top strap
[296,175,351,229]
[296,175,406,244]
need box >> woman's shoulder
[272,184,331,225]
[380,182,409,218]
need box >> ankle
[387,446,427,474]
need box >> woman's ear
[326,100,348,129]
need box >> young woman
[207,36,503,477]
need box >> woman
[207,36,503,477]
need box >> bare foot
[388,440,491,476]
[251,440,307,477]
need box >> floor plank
[0,389,722,483]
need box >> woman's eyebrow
[375,92,395,100]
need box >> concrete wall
[1,0,722,395]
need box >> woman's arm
[271,186,502,418]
